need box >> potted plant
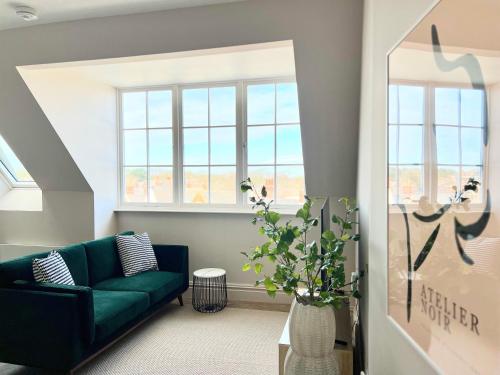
[240,178,361,375]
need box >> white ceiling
[0,0,244,31]
[19,41,295,88]
[390,45,500,86]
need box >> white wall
[0,0,363,291]
[18,68,118,237]
[0,190,94,246]
[358,0,440,374]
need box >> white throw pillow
[116,233,159,277]
[32,251,75,285]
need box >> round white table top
[193,268,226,278]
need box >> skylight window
[0,134,36,186]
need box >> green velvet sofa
[0,231,189,373]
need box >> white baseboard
[183,282,293,305]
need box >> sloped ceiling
[0,0,245,31]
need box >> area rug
[0,305,288,375]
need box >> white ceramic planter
[284,299,339,375]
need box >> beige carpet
[0,305,288,375]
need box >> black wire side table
[192,268,227,313]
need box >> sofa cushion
[33,251,75,285]
[0,244,89,287]
[93,289,149,341]
[84,231,134,286]
[59,244,90,286]
[116,233,159,277]
[93,271,184,305]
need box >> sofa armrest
[0,287,89,371]
[153,244,189,290]
[12,280,95,344]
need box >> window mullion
[208,88,212,204]
[145,91,150,203]
[177,87,184,206]
[236,81,245,207]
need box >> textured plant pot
[284,299,339,375]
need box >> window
[434,88,484,203]
[181,85,237,205]
[121,89,174,203]
[0,134,36,187]
[388,83,485,205]
[246,82,305,204]
[119,79,305,209]
[388,85,425,204]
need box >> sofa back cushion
[0,243,89,286]
[84,231,134,286]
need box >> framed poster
[387,1,500,374]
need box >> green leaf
[254,263,263,274]
[261,186,268,198]
[322,230,336,241]
[267,211,281,225]
[242,263,251,272]
[240,181,252,192]
[263,277,277,294]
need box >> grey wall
[0,0,363,289]
[358,0,440,373]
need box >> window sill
[115,205,300,216]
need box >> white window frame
[117,76,303,211]
[0,162,37,189]
[389,79,488,208]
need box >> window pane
[399,85,424,124]
[437,166,459,203]
[210,87,236,126]
[0,135,33,182]
[398,166,422,204]
[210,166,236,204]
[461,89,483,127]
[148,129,172,166]
[388,126,397,164]
[183,88,208,126]
[435,88,459,125]
[276,166,305,204]
[184,167,208,204]
[248,126,274,164]
[398,126,422,164]
[124,167,147,202]
[436,126,459,164]
[210,127,236,165]
[388,85,398,124]
[183,128,208,165]
[149,167,173,203]
[122,92,146,129]
[248,166,274,201]
[247,84,275,125]
[461,128,482,165]
[388,166,397,204]
[462,166,482,204]
[276,125,303,164]
[276,83,300,124]
[148,90,172,128]
[123,130,146,165]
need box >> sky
[121,82,305,203]
[122,83,304,170]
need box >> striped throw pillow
[116,233,159,277]
[32,251,75,285]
